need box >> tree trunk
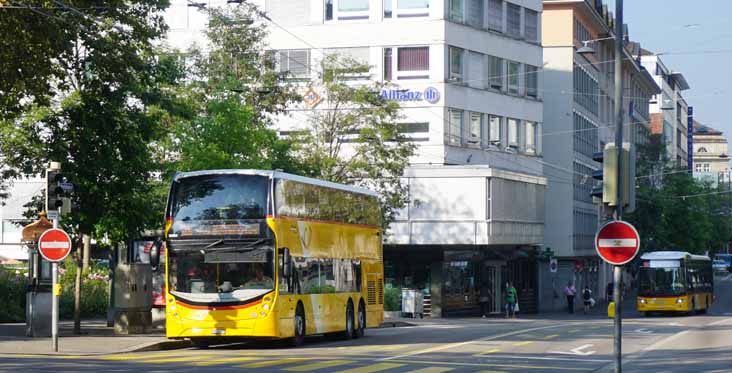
[82,234,91,271]
[73,251,82,335]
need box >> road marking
[543,334,559,340]
[403,368,454,373]
[475,349,501,356]
[139,355,217,363]
[192,356,260,366]
[513,341,533,347]
[284,360,353,371]
[549,344,596,356]
[388,359,594,371]
[239,358,310,368]
[379,323,571,361]
[633,328,653,334]
[477,371,509,373]
[100,352,184,361]
[475,355,611,363]
[568,329,580,333]
[335,363,404,373]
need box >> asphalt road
[3,273,732,373]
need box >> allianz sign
[381,87,440,104]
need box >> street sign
[549,258,558,273]
[595,220,640,265]
[38,228,72,262]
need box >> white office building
[165,0,546,316]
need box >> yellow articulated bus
[154,170,384,347]
[637,251,713,315]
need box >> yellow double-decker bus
[154,170,384,346]
[637,251,713,315]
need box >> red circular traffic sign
[38,228,72,262]
[595,221,640,265]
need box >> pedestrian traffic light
[45,169,65,213]
[591,151,605,201]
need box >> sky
[606,0,732,139]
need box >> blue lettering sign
[381,87,440,103]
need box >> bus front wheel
[354,302,366,338]
[291,304,306,347]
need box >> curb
[378,321,416,328]
[0,338,191,357]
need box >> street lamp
[577,36,616,55]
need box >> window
[489,115,502,145]
[574,18,591,44]
[525,121,537,154]
[326,0,369,21]
[448,108,463,146]
[448,0,463,23]
[524,9,538,42]
[469,112,482,144]
[573,112,598,158]
[385,46,430,80]
[507,118,519,147]
[573,64,599,115]
[467,0,483,28]
[387,0,430,18]
[467,51,485,89]
[383,48,392,80]
[487,55,503,90]
[325,47,370,78]
[506,3,521,37]
[507,61,520,94]
[573,163,596,204]
[525,65,538,97]
[703,164,711,172]
[276,49,311,80]
[449,46,464,82]
[487,0,503,31]
[695,163,702,173]
[398,46,429,71]
[398,122,430,142]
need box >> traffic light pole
[613,1,624,372]
[51,209,59,352]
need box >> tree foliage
[161,5,304,174]
[292,55,416,227]
[0,0,171,242]
[626,134,732,255]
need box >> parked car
[713,260,728,273]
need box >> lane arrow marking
[549,344,596,356]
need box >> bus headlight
[639,299,646,304]
[676,298,684,304]
[263,303,270,311]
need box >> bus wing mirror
[150,239,162,269]
[281,248,292,278]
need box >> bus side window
[278,252,291,294]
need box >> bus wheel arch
[355,299,366,338]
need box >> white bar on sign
[598,238,637,247]
[41,241,70,249]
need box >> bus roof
[173,169,379,198]
[640,251,711,261]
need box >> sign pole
[51,213,58,352]
[613,265,622,373]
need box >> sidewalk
[0,320,187,356]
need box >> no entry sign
[595,221,640,265]
[38,228,72,262]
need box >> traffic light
[590,143,635,211]
[46,169,65,213]
[591,151,605,201]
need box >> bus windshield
[638,267,687,297]
[171,174,269,238]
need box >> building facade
[640,52,690,167]
[693,122,730,185]
[541,0,659,311]
[164,0,548,316]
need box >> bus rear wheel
[342,302,354,340]
[354,302,366,338]
[291,304,306,347]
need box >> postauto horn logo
[381,87,440,104]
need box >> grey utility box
[401,289,424,318]
[113,263,152,334]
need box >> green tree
[292,54,416,227]
[162,5,304,174]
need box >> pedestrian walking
[505,282,518,319]
[563,281,576,314]
[479,281,492,318]
[582,286,593,314]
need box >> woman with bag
[582,286,593,314]
[505,282,518,319]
